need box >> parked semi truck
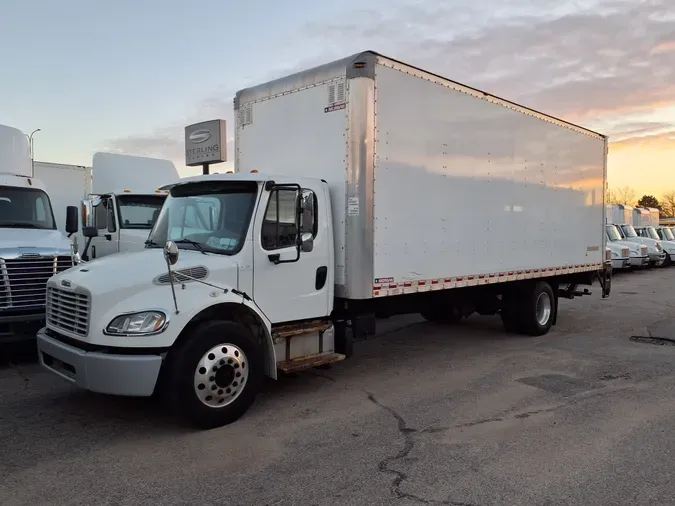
[79,152,179,260]
[37,51,611,428]
[0,125,79,343]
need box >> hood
[50,248,240,298]
[0,228,71,253]
[119,228,153,252]
[606,242,629,255]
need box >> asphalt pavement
[2,268,675,505]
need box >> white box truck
[78,152,180,261]
[634,206,675,266]
[605,204,648,269]
[36,51,611,428]
[0,125,79,343]
[611,204,665,267]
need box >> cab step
[277,352,346,374]
[272,320,332,344]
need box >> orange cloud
[650,41,675,55]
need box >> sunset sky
[1,0,673,199]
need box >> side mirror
[82,226,98,238]
[300,191,315,234]
[301,232,314,253]
[164,241,179,266]
[107,204,117,233]
[65,206,79,235]
[81,199,95,227]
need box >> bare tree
[661,191,675,218]
[607,186,637,206]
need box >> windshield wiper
[0,222,48,229]
[173,238,207,254]
[144,239,161,248]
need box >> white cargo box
[235,51,607,300]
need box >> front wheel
[164,320,264,429]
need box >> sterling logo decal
[189,129,212,144]
[61,279,72,287]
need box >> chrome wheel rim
[535,292,552,326]
[193,344,249,408]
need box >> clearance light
[226,170,234,174]
[123,189,132,193]
[250,169,259,173]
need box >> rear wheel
[164,320,263,429]
[501,281,555,336]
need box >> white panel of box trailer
[235,51,607,300]
[371,61,606,295]
[33,161,91,233]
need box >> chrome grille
[621,247,629,257]
[46,286,90,336]
[0,255,73,311]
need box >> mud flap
[600,264,612,298]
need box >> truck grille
[46,286,91,336]
[0,256,73,311]
[622,247,629,257]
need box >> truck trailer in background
[38,51,611,428]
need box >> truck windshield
[606,225,622,242]
[646,227,660,240]
[661,228,675,241]
[116,194,166,229]
[146,181,258,255]
[620,225,638,238]
[0,186,56,230]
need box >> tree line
[607,186,675,218]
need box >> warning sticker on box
[348,196,360,216]
[375,277,394,284]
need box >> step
[277,352,346,374]
[272,320,332,343]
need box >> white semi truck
[37,51,611,428]
[0,125,79,343]
[78,152,179,261]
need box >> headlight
[105,310,168,335]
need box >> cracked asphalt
[3,268,675,505]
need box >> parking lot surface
[2,269,675,505]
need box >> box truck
[605,204,648,268]
[0,125,79,343]
[37,51,611,428]
[611,204,665,267]
[634,206,675,266]
[78,152,180,261]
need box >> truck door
[89,195,120,259]
[252,185,331,324]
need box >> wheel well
[172,303,274,377]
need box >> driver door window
[262,189,298,250]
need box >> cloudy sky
[1,0,673,197]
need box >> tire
[519,281,555,337]
[664,255,672,267]
[164,320,264,430]
[420,305,463,324]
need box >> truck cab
[631,207,666,267]
[79,153,178,261]
[0,124,78,342]
[604,205,648,269]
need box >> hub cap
[193,344,249,408]
[535,292,552,326]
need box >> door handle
[315,266,328,290]
[105,234,112,241]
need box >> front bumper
[630,255,649,267]
[37,328,163,397]
[649,252,666,266]
[611,258,631,270]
